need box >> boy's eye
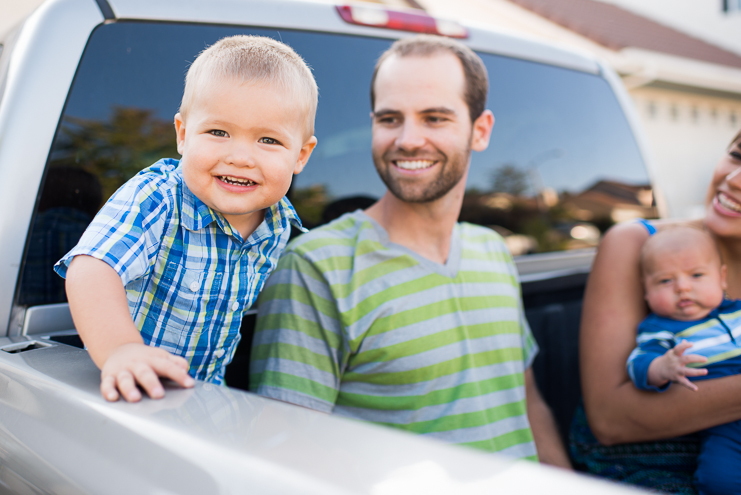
[209,130,228,138]
[692,272,705,278]
[259,137,281,145]
[658,278,672,285]
[731,151,741,161]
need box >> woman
[572,129,741,493]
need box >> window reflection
[18,22,655,307]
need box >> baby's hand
[647,340,708,391]
[100,343,195,402]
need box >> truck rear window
[18,21,653,306]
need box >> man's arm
[524,368,572,469]
[250,250,344,411]
[66,255,194,402]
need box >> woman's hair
[179,35,318,137]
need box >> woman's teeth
[718,193,741,212]
[220,176,256,186]
[395,160,434,170]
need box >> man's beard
[373,145,471,203]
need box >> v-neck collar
[357,211,461,279]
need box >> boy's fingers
[684,367,708,377]
[673,341,694,355]
[152,359,195,389]
[100,375,120,402]
[116,370,142,402]
[677,377,698,391]
[682,354,708,365]
[132,365,165,399]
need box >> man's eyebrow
[372,109,400,118]
[419,107,456,115]
[373,107,457,117]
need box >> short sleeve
[54,173,169,286]
[249,251,346,412]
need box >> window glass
[18,21,653,306]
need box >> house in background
[369,0,741,219]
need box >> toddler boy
[55,35,317,403]
[627,225,741,495]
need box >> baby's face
[643,241,726,321]
[175,78,316,236]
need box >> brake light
[336,5,468,39]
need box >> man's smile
[393,159,436,171]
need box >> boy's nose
[227,143,256,167]
[675,277,692,292]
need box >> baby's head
[174,35,318,235]
[641,226,726,321]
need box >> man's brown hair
[370,35,488,123]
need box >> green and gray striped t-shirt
[250,211,538,459]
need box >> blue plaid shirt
[55,158,304,384]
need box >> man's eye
[426,116,445,123]
[210,130,228,137]
[376,116,399,125]
[259,137,280,145]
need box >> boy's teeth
[719,193,741,212]
[395,160,434,170]
[220,176,256,186]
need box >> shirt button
[232,301,239,311]
[189,281,199,292]
[215,349,225,358]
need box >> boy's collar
[180,178,306,239]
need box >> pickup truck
[0,0,655,492]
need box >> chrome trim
[0,0,103,336]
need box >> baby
[55,35,317,402]
[627,225,741,495]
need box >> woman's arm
[581,221,741,445]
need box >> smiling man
[250,35,570,467]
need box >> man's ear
[174,113,186,156]
[471,110,494,152]
[293,135,318,175]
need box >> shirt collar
[179,170,305,242]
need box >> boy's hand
[647,340,708,391]
[100,343,195,402]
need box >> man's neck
[365,181,465,265]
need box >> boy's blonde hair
[180,35,318,138]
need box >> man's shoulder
[458,222,506,243]
[286,211,375,258]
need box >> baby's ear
[294,135,318,175]
[174,113,186,156]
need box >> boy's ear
[174,113,186,156]
[293,135,317,175]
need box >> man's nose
[395,121,426,151]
